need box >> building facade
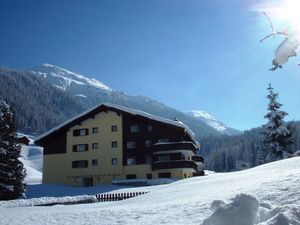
[35,103,204,187]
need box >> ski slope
[1,157,300,225]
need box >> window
[126,174,137,179]
[73,129,89,136]
[111,125,118,132]
[130,125,141,132]
[111,158,118,165]
[126,141,136,149]
[73,144,88,152]
[147,125,152,131]
[72,160,88,168]
[146,156,152,164]
[145,140,152,148]
[92,127,98,134]
[158,155,170,162]
[146,173,152,179]
[111,141,118,148]
[158,138,169,143]
[92,159,98,166]
[92,143,98,150]
[127,157,136,165]
[75,177,83,183]
[158,172,171,178]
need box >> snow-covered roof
[35,103,195,143]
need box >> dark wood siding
[43,132,67,155]
[122,113,192,165]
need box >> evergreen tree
[0,100,26,200]
[263,84,294,162]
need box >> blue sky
[1,0,300,131]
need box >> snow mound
[258,202,300,225]
[202,194,259,225]
[202,194,300,225]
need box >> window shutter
[73,130,80,136]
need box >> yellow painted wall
[43,111,123,186]
[122,165,194,180]
[43,110,197,186]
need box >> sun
[257,0,300,32]
[277,0,300,30]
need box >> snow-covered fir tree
[0,100,26,200]
[263,84,295,162]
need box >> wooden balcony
[152,142,197,154]
[151,160,198,171]
[192,155,204,163]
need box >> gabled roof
[35,103,195,144]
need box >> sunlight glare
[278,0,300,30]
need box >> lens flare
[279,0,300,29]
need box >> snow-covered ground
[1,157,300,225]
[19,138,43,184]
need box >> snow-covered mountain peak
[189,110,217,121]
[31,63,112,92]
[185,110,241,135]
[186,110,227,132]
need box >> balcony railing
[192,155,204,163]
[151,160,198,171]
[152,142,197,154]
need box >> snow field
[0,157,300,225]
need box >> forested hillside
[0,65,221,139]
[0,67,85,134]
[201,122,300,172]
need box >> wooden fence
[36,191,149,206]
[95,191,149,202]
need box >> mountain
[201,121,300,172]
[0,66,85,134]
[186,110,241,136]
[0,64,235,140]
[29,64,223,139]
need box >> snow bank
[202,194,259,225]
[258,202,300,225]
[19,144,43,184]
[0,195,97,208]
[202,194,300,225]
